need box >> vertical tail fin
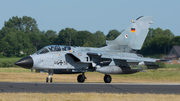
[107,16,153,50]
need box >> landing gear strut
[46,70,53,83]
[77,73,86,83]
[104,74,112,83]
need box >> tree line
[0,16,179,57]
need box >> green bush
[0,53,6,58]
[0,58,20,67]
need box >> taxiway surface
[0,82,180,94]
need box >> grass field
[0,93,180,101]
[165,64,180,68]
[0,66,180,83]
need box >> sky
[0,0,180,36]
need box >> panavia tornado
[15,16,164,83]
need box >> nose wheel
[46,70,53,83]
[46,77,53,83]
[77,73,86,83]
[104,75,112,83]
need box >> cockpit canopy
[36,45,71,54]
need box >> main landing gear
[104,74,112,83]
[46,70,53,83]
[77,73,87,83]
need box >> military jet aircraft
[15,16,163,83]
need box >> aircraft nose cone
[14,56,33,69]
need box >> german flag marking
[131,28,135,32]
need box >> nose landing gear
[46,70,53,83]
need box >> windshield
[40,48,49,54]
[35,47,50,54]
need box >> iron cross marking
[59,60,63,65]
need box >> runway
[0,82,180,94]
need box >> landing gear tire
[104,75,112,83]
[46,77,53,83]
[46,77,48,83]
[50,77,52,83]
[77,75,85,83]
